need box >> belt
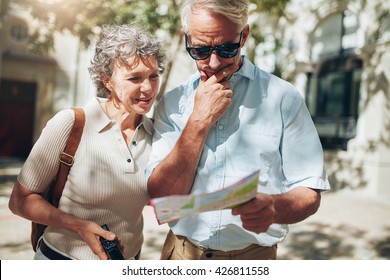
[40,239,140,260]
[40,239,72,260]
[166,231,277,260]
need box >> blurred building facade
[273,0,390,198]
[0,0,389,198]
[0,2,94,159]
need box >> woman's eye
[150,74,160,80]
[127,77,139,82]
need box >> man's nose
[208,51,222,70]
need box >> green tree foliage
[252,0,289,17]
[11,0,181,54]
[11,0,289,54]
[8,0,289,92]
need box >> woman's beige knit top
[18,97,153,259]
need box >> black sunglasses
[185,31,243,60]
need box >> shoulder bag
[31,107,85,252]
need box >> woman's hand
[9,181,123,260]
[71,220,123,260]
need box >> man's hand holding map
[150,170,259,224]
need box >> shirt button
[218,125,224,130]
[127,159,132,163]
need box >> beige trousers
[160,230,277,260]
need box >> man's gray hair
[180,0,249,33]
[89,24,166,97]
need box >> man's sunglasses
[185,31,243,60]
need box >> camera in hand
[100,224,124,260]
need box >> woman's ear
[102,76,112,91]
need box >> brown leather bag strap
[52,108,85,207]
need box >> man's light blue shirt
[146,56,330,251]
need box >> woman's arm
[8,181,117,259]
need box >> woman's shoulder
[44,108,76,134]
[52,108,76,120]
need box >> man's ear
[241,24,250,47]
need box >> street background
[1,157,390,260]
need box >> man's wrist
[187,114,213,135]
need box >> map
[150,170,259,224]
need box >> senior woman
[8,24,165,260]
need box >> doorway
[0,79,37,159]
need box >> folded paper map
[150,170,259,224]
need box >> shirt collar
[85,97,111,132]
[86,97,153,135]
[140,115,154,135]
[230,55,255,82]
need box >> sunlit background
[0,0,389,260]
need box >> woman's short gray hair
[180,0,249,33]
[89,24,166,97]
